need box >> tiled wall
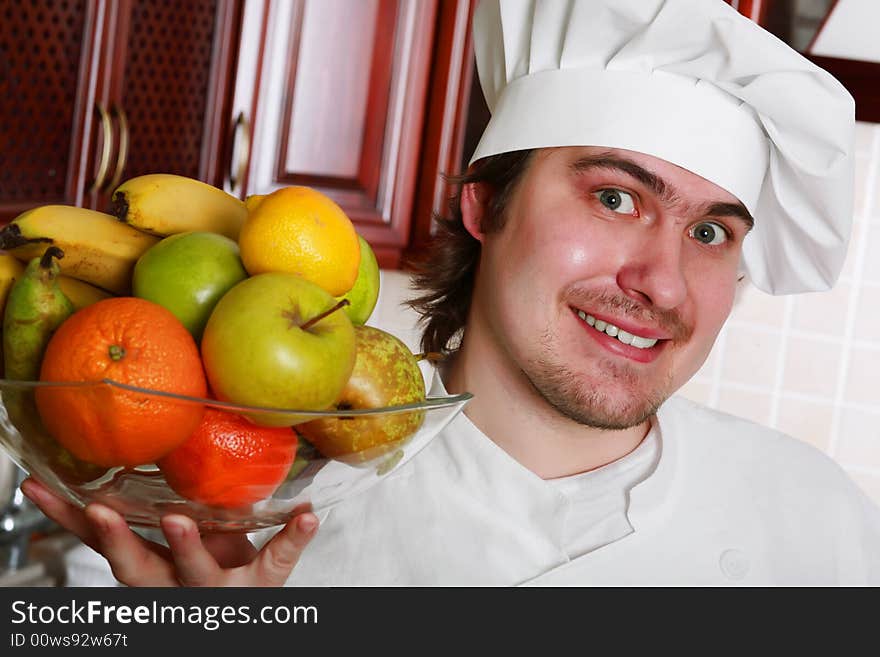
[678,121,880,506]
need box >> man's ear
[460,182,492,243]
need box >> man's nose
[615,225,688,310]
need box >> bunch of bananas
[0,174,247,380]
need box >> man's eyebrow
[702,201,754,232]
[570,153,672,203]
[570,152,754,232]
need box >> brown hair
[406,149,535,355]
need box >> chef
[27,0,880,585]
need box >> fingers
[20,478,317,587]
[202,532,258,569]
[249,512,319,586]
[160,515,223,586]
[84,505,180,587]
[20,478,100,551]
[21,478,180,586]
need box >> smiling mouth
[574,310,659,349]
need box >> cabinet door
[0,0,242,222]
[407,0,483,265]
[0,0,102,222]
[87,0,242,209]
[236,0,439,268]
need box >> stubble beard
[523,330,673,431]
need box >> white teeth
[617,330,634,345]
[578,312,659,350]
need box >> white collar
[427,368,681,534]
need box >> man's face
[471,146,753,429]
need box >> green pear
[1,247,105,483]
[3,246,74,381]
[132,231,248,341]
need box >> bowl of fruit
[0,176,471,532]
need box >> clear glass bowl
[0,377,470,533]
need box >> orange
[157,407,299,508]
[35,297,207,468]
[243,193,265,213]
[237,186,361,296]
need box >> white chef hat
[469,0,855,294]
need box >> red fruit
[157,408,298,508]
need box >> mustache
[566,289,693,341]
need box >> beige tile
[781,337,843,398]
[844,347,880,406]
[836,407,880,469]
[720,328,781,388]
[855,155,870,216]
[728,283,787,329]
[847,471,880,508]
[775,396,833,453]
[839,220,866,281]
[716,385,773,427]
[790,283,851,338]
[853,285,880,342]
[862,223,880,285]
[371,270,422,353]
[676,379,712,405]
[869,160,880,219]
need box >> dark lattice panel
[0,0,87,201]
[121,0,218,180]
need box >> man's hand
[20,477,318,587]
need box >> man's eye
[593,189,636,214]
[690,221,728,246]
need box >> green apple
[335,234,380,325]
[200,272,356,426]
[132,231,248,341]
[298,324,426,466]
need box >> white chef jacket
[545,425,660,558]
[281,373,880,586]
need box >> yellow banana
[0,253,26,376]
[0,205,160,295]
[111,173,248,240]
[57,275,113,309]
[5,251,109,309]
[0,252,26,313]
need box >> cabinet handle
[88,104,113,194]
[106,105,130,193]
[229,111,250,193]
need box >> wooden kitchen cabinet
[229,0,481,269]
[0,0,242,223]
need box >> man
[24,0,880,585]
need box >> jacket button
[719,549,750,580]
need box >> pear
[3,246,74,381]
[2,247,105,484]
[298,325,426,467]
